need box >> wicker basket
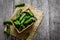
[10,7,36,34]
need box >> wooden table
[0,0,60,40]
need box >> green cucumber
[6,24,10,36]
[14,20,20,28]
[24,16,30,20]
[15,3,25,7]
[19,13,26,22]
[30,17,36,22]
[12,16,20,22]
[24,17,36,25]
[24,17,32,25]
[19,24,25,30]
[3,20,12,25]
[26,9,34,16]
[17,8,22,15]
[21,18,25,24]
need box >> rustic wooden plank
[3,0,60,40]
[32,0,49,40]
[0,0,6,40]
[3,0,14,40]
[48,0,60,40]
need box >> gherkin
[3,20,12,25]
[15,3,25,7]
[26,9,34,17]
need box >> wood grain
[1,0,60,40]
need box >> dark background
[0,0,60,40]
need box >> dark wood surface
[0,0,60,40]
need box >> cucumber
[19,13,26,22]
[15,3,25,7]
[30,17,36,22]
[17,8,22,15]
[22,12,29,16]
[6,24,10,36]
[19,24,25,30]
[26,9,34,16]
[14,20,20,26]
[24,16,30,20]
[21,25,25,29]
[3,20,12,25]
[24,17,36,25]
[21,18,25,24]
[12,16,20,22]
[14,20,20,25]
[12,9,22,22]
[24,17,32,25]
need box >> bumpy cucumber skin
[12,9,22,22]
[26,9,34,17]
[28,11,34,17]
[14,20,20,28]
[21,18,25,24]
[19,13,26,22]
[3,20,12,25]
[24,17,32,25]
[24,16,30,20]
[24,17,36,25]
[19,24,25,30]
[6,24,10,35]
[20,18,25,30]
[12,16,20,22]
[15,3,25,7]
[30,17,36,22]
[17,8,22,15]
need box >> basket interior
[10,8,36,33]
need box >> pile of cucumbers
[3,20,12,36]
[12,8,37,30]
[3,2,37,36]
